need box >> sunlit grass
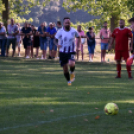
[0,58,134,134]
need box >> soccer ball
[104,103,119,115]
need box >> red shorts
[115,50,129,61]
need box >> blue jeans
[0,38,6,56]
[88,44,95,54]
[49,38,57,51]
[39,37,47,50]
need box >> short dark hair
[128,17,134,23]
[88,27,93,30]
[63,17,70,21]
[57,21,61,25]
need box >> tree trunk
[110,16,118,32]
[2,0,9,29]
[110,15,119,50]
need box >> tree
[63,0,133,32]
[0,0,50,27]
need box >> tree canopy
[63,0,134,32]
[0,0,50,24]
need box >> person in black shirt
[21,22,32,58]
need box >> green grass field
[0,57,134,134]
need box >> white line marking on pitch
[0,107,134,131]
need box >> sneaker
[48,56,52,59]
[68,81,72,86]
[70,73,75,82]
[25,56,30,59]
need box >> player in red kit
[109,19,133,79]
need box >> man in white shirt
[55,17,80,86]
[6,19,19,57]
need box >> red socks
[126,65,132,78]
[117,64,121,77]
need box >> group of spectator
[0,19,111,62]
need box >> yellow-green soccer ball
[104,103,119,115]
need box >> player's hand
[108,44,112,51]
[130,47,133,52]
[57,45,62,49]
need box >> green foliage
[0,0,5,21]
[0,0,50,24]
[63,0,133,33]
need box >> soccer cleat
[68,82,72,86]
[70,73,75,82]
[129,76,133,80]
[115,76,121,78]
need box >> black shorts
[59,52,76,67]
[23,38,32,49]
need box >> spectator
[6,19,19,57]
[76,25,85,61]
[53,22,56,29]
[100,21,111,62]
[16,23,21,57]
[0,22,6,57]
[31,25,34,58]
[47,22,57,59]
[21,22,32,59]
[38,22,47,59]
[32,26,40,58]
[86,27,96,62]
[56,21,62,59]
[57,21,62,31]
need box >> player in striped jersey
[55,17,81,86]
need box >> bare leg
[27,46,31,57]
[36,47,39,58]
[31,45,33,58]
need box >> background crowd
[1,19,132,62]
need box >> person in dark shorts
[86,27,96,62]
[32,26,40,58]
[21,22,32,59]
[55,17,80,86]
[6,19,19,57]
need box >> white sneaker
[26,56,30,59]
[90,58,93,62]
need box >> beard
[65,26,70,31]
[120,25,124,28]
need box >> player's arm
[54,31,62,48]
[130,37,133,52]
[54,38,62,49]
[128,30,133,52]
[108,37,114,51]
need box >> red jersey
[112,27,132,51]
